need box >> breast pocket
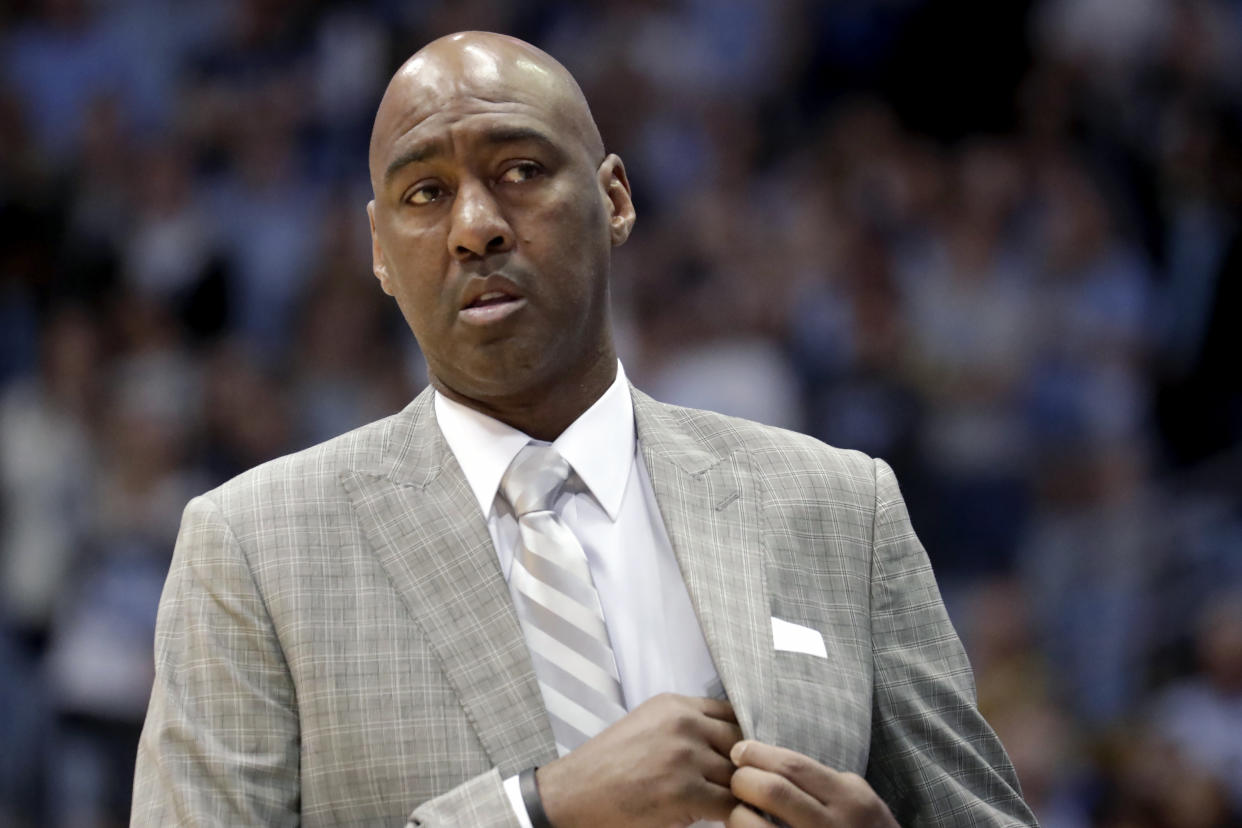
[765,618,873,774]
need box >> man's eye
[408,184,445,205]
[499,162,542,184]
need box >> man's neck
[430,351,619,442]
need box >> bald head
[369,32,604,190]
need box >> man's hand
[536,693,742,828]
[726,741,898,828]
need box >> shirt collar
[432,361,635,521]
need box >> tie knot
[500,444,573,517]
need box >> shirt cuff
[503,773,535,828]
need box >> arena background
[2,0,1241,825]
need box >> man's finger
[725,802,773,828]
[702,747,739,788]
[695,696,737,723]
[731,766,827,827]
[700,715,744,757]
[695,779,743,822]
[730,740,841,803]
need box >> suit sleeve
[863,459,1038,827]
[132,495,524,828]
[405,771,523,827]
[132,494,301,826]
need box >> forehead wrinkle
[381,97,531,164]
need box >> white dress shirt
[433,362,722,827]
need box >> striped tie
[501,444,627,755]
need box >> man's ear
[598,154,636,246]
[367,201,394,296]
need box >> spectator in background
[1091,726,1237,828]
[121,139,227,340]
[43,318,203,824]
[1018,155,1158,725]
[0,307,98,821]
[897,140,1038,581]
[290,234,418,445]
[3,0,125,163]
[0,307,99,642]
[959,578,1093,828]
[1153,593,1242,814]
[206,89,323,355]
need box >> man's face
[367,36,634,413]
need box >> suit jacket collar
[343,385,773,772]
[369,386,451,489]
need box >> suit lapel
[341,389,556,776]
[632,389,774,741]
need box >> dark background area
[2,0,1241,825]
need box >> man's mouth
[459,288,527,325]
[467,291,516,308]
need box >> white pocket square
[771,617,827,658]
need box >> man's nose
[447,179,514,260]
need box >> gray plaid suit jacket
[132,385,1036,827]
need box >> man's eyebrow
[383,127,561,184]
[384,140,445,185]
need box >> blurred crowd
[2,0,1241,825]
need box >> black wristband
[518,766,554,828]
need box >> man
[132,31,1037,828]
